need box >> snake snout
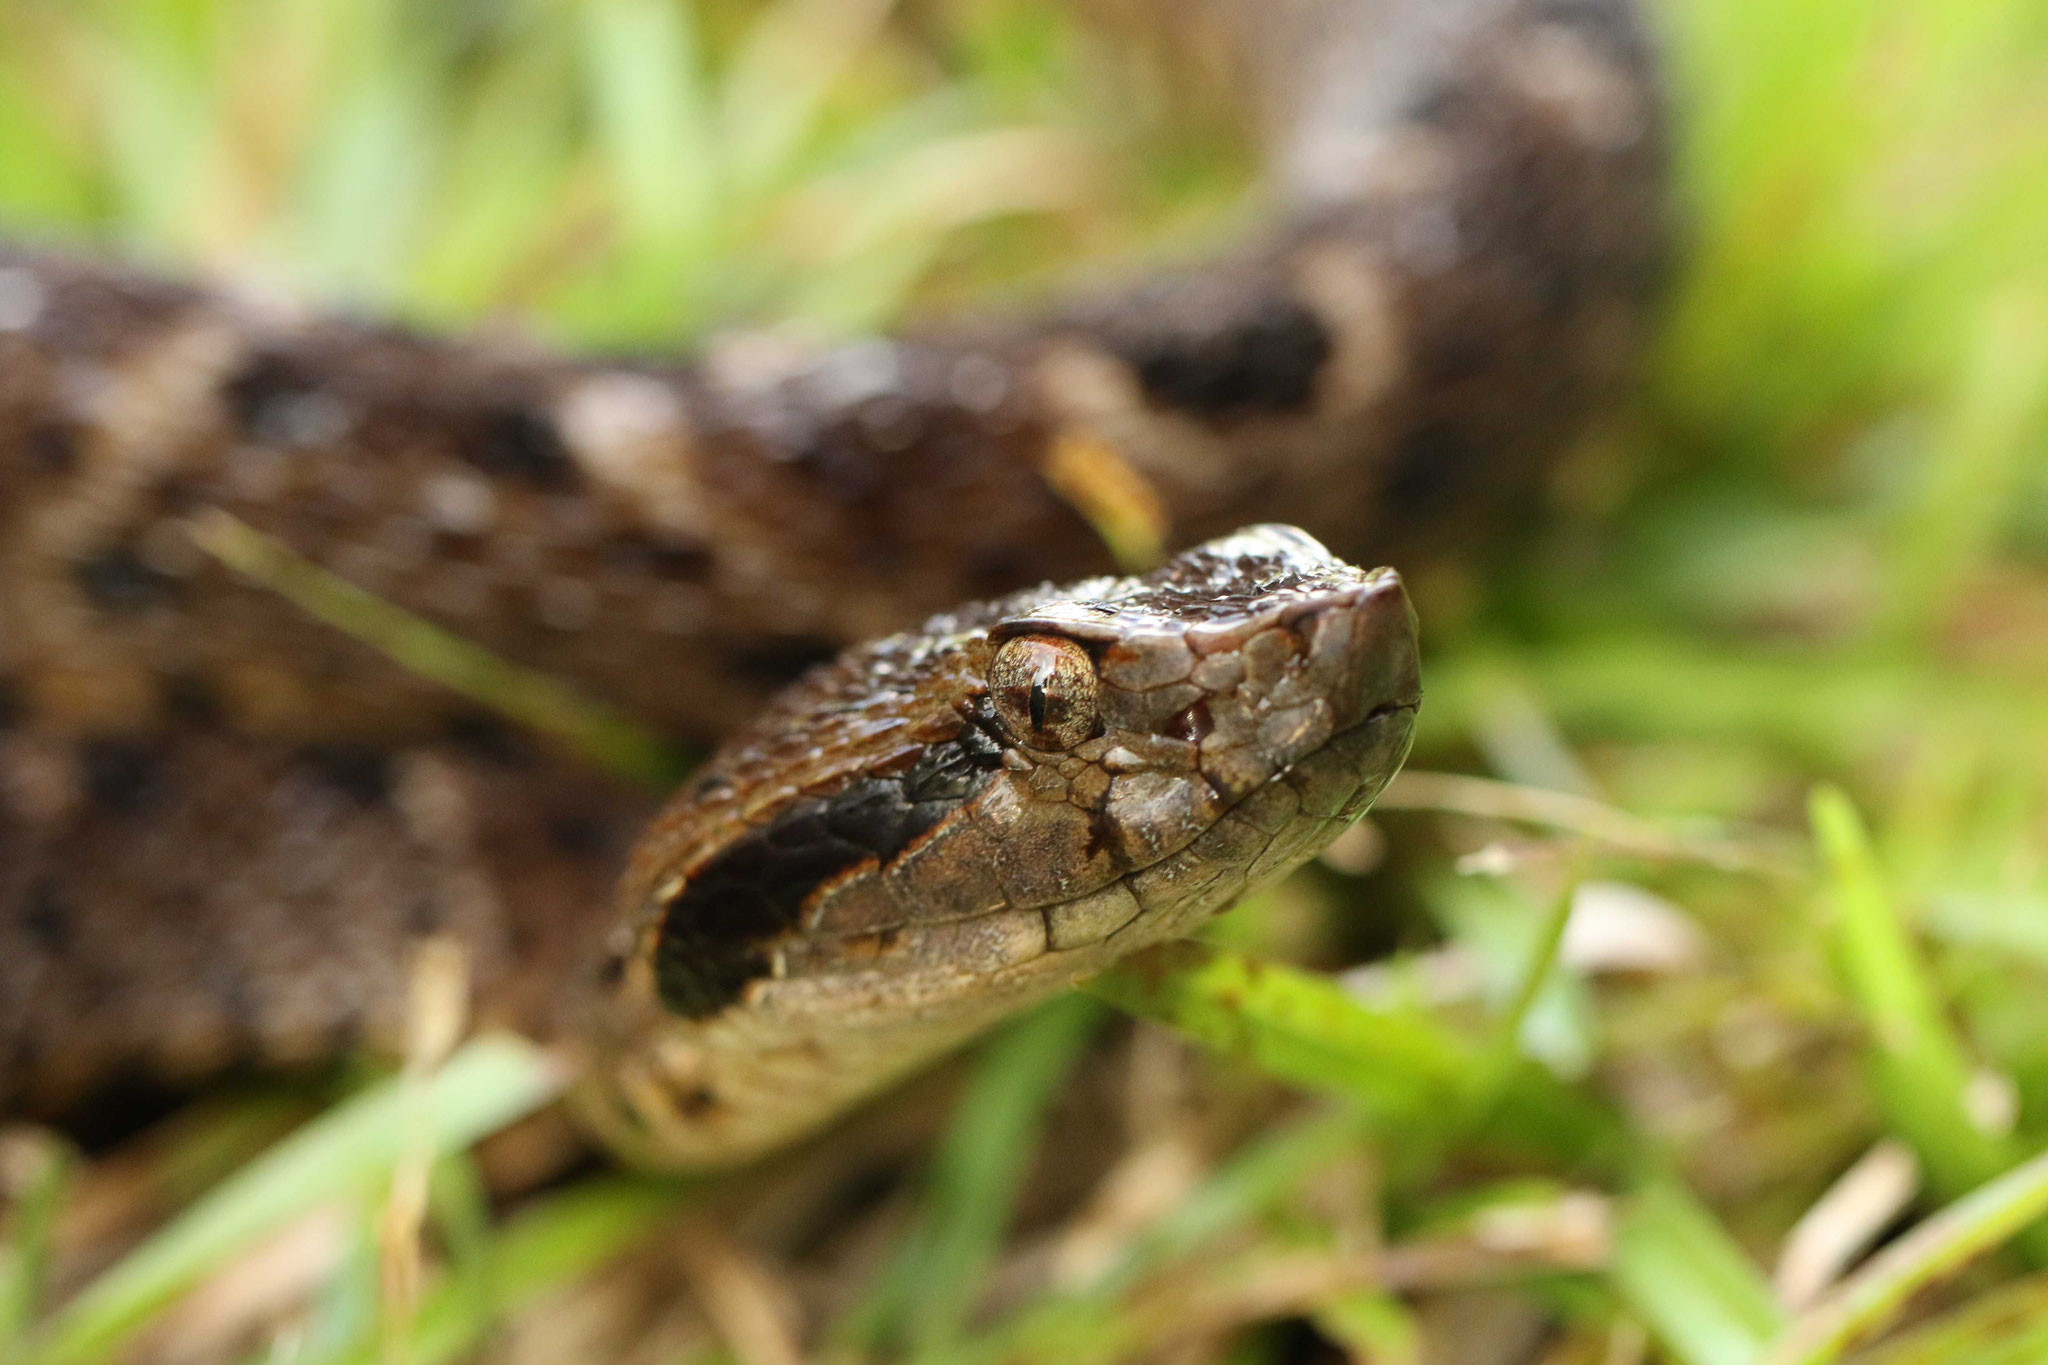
[1309,568,1420,738]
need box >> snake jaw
[581,526,1419,1168]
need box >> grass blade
[1852,1273,2048,1365]
[1808,784,2040,1258]
[1612,1178,1787,1365]
[1089,944,1618,1167]
[329,1177,694,1365]
[0,1135,72,1354]
[193,511,690,788]
[1763,1145,2048,1365]
[32,1036,565,1365]
[838,995,1102,1357]
[952,1111,1373,1365]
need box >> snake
[0,0,1666,1165]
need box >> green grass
[3,0,2048,1360]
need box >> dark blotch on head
[1115,294,1331,417]
[1082,807,1121,863]
[652,728,1003,1018]
[75,546,178,611]
[469,405,579,488]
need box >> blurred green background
[2,1,2047,1362]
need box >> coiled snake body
[0,0,1665,1163]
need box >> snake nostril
[1168,698,1214,743]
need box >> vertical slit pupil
[1029,679,1048,732]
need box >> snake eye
[988,634,1098,751]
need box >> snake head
[955,523,1418,933]
[588,525,1417,1166]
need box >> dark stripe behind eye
[653,727,1003,1018]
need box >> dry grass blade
[1379,771,1790,876]
[191,510,690,788]
[1763,1145,2048,1365]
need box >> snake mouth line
[672,690,1420,1008]
[967,694,1421,954]
[740,585,1425,996]
[761,689,1421,996]
[1072,692,1420,951]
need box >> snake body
[0,0,1665,1159]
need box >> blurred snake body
[0,0,1665,1163]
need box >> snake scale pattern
[0,0,1666,1161]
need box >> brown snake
[0,0,1666,1163]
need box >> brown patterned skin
[0,0,1666,1136]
